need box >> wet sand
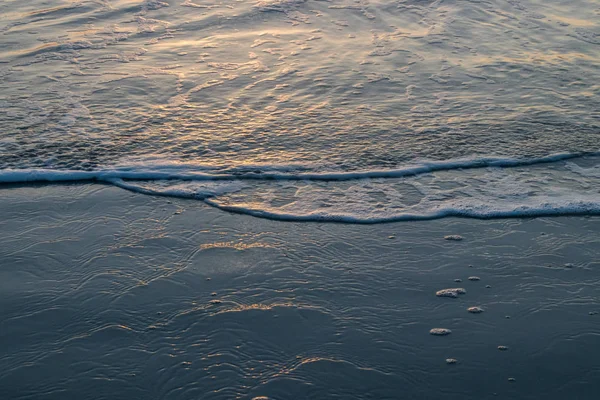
[1,184,599,399]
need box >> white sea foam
[430,328,452,336]
[0,152,593,184]
[436,288,467,298]
[2,154,600,223]
[467,307,484,314]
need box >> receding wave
[0,152,593,184]
[202,199,600,223]
[2,152,600,223]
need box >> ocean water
[1,0,599,222]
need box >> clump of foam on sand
[436,288,467,298]
[467,306,484,313]
[430,328,452,336]
[444,235,464,241]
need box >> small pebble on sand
[444,235,464,241]
[210,292,217,296]
[430,328,452,336]
[467,306,484,314]
[468,276,480,281]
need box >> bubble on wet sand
[467,306,484,313]
[430,328,452,336]
[436,288,467,298]
[444,235,464,241]
[468,276,481,281]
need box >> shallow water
[1,0,600,221]
[1,185,599,399]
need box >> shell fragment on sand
[436,288,467,298]
[467,306,484,313]
[430,328,452,336]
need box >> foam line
[0,152,594,184]
[203,198,600,224]
[3,152,600,224]
[98,177,600,224]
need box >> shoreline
[4,180,600,225]
[1,183,599,399]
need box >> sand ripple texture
[1,185,599,399]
